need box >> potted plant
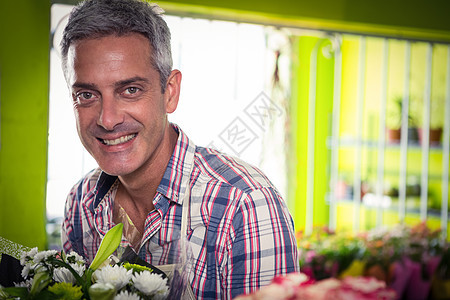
[415,96,444,145]
[386,96,418,143]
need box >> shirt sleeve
[61,183,84,258]
[223,187,299,299]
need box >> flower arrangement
[297,222,448,300]
[361,224,410,278]
[297,227,365,280]
[406,222,442,264]
[234,272,396,300]
[0,223,169,300]
[361,222,444,282]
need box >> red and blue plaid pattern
[62,124,299,299]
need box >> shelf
[327,136,444,151]
[327,196,449,218]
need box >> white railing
[316,35,450,237]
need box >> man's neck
[117,124,178,212]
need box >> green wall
[159,0,450,42]
[289,36,335,231]
[0,0,449,250]
[0,1,50,250]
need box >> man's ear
[164,70,182,114]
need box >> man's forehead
[67,34,152,63]
[65,34,158,87]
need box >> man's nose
[97,94,124,131]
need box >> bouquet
[234,272,397,300]
[0,224,169,300]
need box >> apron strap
[179,159,193,267]
[180,185,190,239]
[172,160,196,300]
[180,154,194,238]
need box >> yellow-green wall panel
[0,0,50,249]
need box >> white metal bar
[441,45,450,239]
[399,42,411,222]
[420,43,433,220]
[353,37,366,233]
[329,35,342,231]
[376,39,389,227]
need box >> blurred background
[1,0,449,257]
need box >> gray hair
[60,0,172,92]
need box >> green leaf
[1,287,29,299]
[34,289,56,300]
[30,269,52,296]
[88,283,115,300]
[89,223,123,271]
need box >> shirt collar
[156,124,196,205]
[93,124,195,208]
[93,172,117,209]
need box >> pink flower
[235,273,397,300]
[305,250,316,263]
[298,278,341,300]
[341,276,386,293]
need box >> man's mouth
[100,134,136,146]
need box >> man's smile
[98,133,137,146]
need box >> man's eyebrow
[72,82,98,90]
[115,76,150,87]
[71,77,150,90]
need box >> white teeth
[102,134,136,146]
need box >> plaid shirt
[62,124,299,299]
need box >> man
[60,0,299,298]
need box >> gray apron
[157,181,196,300]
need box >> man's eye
[76,92,93,100]
[80,92,93,99]
[74,91,97,104]
[124,87,139,95]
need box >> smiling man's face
[66,33,179,177]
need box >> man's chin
[97,163,135,177]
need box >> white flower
[21,262,47,279]
[21,263,31,278]
[65,251,86,265]
[53,267,75,284]
[114,290,142,300]
[20,247,38,265]
[53,263,85,284]
[132,271,168,297]
[389,224,408,238]
[93,265,132,290]
[72,263,86,276]
[14,278,32,289]
[367,227,388,240]
[33,250,58,263]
